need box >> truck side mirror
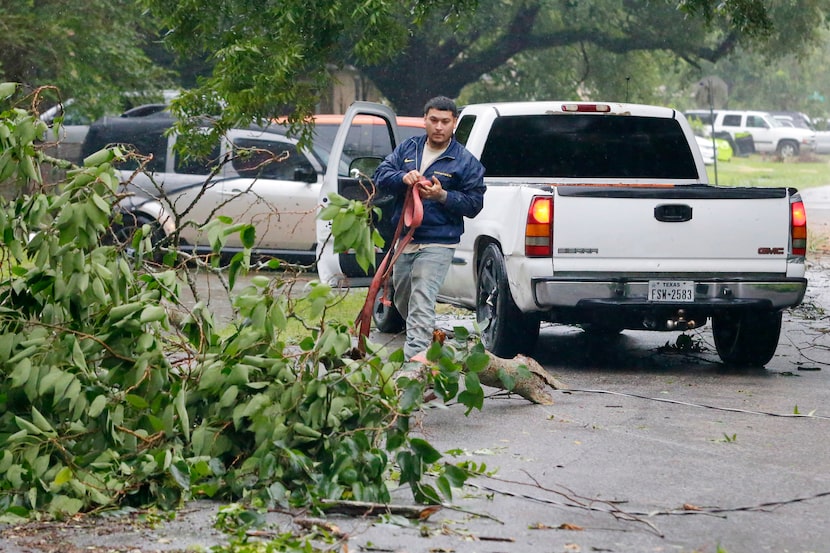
[349,156,384,180]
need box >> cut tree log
[397,350,567,405]
[476,352,567,405]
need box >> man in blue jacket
[374,96,486,361]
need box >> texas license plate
[648,280,695,302]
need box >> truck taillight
[791,199,807,256]
[526,197,552,257]
[561,103,611,113]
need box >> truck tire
[712,310,782,367]
[372,284,405,333]
[776,140,799,158]
[476,244,539,357]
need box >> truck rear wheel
[712,310,782,367]
[476,244,539,357]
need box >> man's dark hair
[424,96,458,117]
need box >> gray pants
[392,246,454,359]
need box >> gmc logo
[758,247,785,255]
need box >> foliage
[353,0,830,114]
[137,0,830,120]
[211,503,331,552]
[4,1,828,133]
[317,193,384,275]
[458,45,689,107]
[692,28,830,122]
[0,83,491,520]
[142,0,477,149]
[0,0,173,120]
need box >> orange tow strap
[355,181,424,353]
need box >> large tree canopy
[356,0,830,114]
[144,0,475,141]
[144,0,830,122]
[8,1,824,126]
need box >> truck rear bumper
[531,277,807,311]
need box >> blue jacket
[373,135,486,245]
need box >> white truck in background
[687,109,816,157]
[317,101,808,367]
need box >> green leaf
[174,388,190,441]
[53,467,73,487]
[88,395,108,418]
[139,305,167,324]
[48,495,84,517]
[14,415,44,436]
[458,372,484,414]
[239,224,256,248]
[409,438,441,464]
[398,379,425,412]
[317,203,341,221]
[497,368,516,392]
[0,82,17,99]
[0,450,13,473]
[436,475,452,500]
[83,148,115,168]
[220,385,239,408]
[31,406,54,434]
[11,357,32,388]
[72,338,89,372]
[465,348,490,373]
[169,462,191,490]
[125,394,150,409]
[442,463,468,489]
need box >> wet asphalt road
[3,191,830,553]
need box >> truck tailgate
[551,186,792,275]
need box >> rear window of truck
[480,114,699,179]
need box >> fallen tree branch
[318,499,441,520]
[476,352,568,405]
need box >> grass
[283,287,369,342]
[706,152,830,190]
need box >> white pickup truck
[317,101,808,367]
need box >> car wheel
[475,243,539,357]
[712,310,782,367]
[777,140,799,158]
[372,284,405,333]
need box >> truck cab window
[480,114,698,179]
[232,138,315,181]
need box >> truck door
[315,102,406,285]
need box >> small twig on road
[558,388,830,419]
[469,472,665,537]
[645,489,830,518]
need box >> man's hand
[419,176,447,202]
[403,170,423,186]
